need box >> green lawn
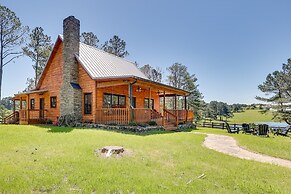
[228,109,275,123]
[0,125,291,193]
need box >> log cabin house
[6,16,193,129]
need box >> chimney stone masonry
[60,16,82,120]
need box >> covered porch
[94,77,194,128]
[10,90,48,125]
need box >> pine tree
[167,63,204,120]
[0,5,28,99]
[140,64,162,83]
[256,59,291,124]
[80,32,99,47]
[102,35,129,58]
[23,27,52,89]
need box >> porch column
[149,87,151,121]
[129,82,133,122]
[149,87,151,109]
[27,94,30,124]
[95,81,98,123]
[174,94,177,110]
[162,91,165,126]
[184,96,188,122]
[20,97,23,110]
[13,100,16,120]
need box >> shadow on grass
[34,124,195,136]
[33,125,74,133]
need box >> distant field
[228,109,275,123]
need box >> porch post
[184,96,188,122]
[20,97,22,110]
[13,100,16,120]
[129,83,133,122]
[95,81,97,123]
[149,87,151,121]
[162,91,165,126]
[27,94,30,124]
[174,94,177,110]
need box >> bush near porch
[0,125,290,193]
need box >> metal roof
[75,42,147,80]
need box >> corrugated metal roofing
[76,42,147,80]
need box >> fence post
[211,122,214,128]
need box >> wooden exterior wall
[28,42,64,122]
[78,63,96,122]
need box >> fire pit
[95,146,125,158]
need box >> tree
[0,5,28,99]
[167,62,204,121]
[204,101,232,120]
[102,35,129,58]
[80,32,99,47]
[256,59,291,124]
[140,64,162,83]
[0,96,12,109]
[23,27,52,88]
[167,63,188,88]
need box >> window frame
[144,98,154,109]
[50,96,57,108]
[103,93,126,108]
[84,93,92,115]
[30,99,35,110]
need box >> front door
[39,98,45,119]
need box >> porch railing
[163,109,178,126]
[19,109,47,122]
[3,111,19,124]
[166,109,194,123]
[95,108,193,126]
[96,108,130,125]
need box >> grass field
[0,125,291,193]
[228,109,275,123]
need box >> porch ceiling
[12,89,48,100]
[95,76,190,96]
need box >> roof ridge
[59,34,138,68]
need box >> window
[103,93,126,108]
[30,99,35,110]
[84,93,92,114]
[50,96,57,108]
[144,98,154,109]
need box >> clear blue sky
[2,0,291,104]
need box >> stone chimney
[60,16,82,120]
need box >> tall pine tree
[167,63,204,120]
[102,35,129,58]
[0,5,28,99]
[256,59,291,124]
[23,27,52,89]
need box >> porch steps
[163,123,177,131]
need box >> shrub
[53,120,58,126]
[128,122,137,126]
[138,123,149,127]
[147,121,157,126]
[46,119,53,125]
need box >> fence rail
[201,122,242,130]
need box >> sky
[2,0,291,104]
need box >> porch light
[136,86,142,92]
